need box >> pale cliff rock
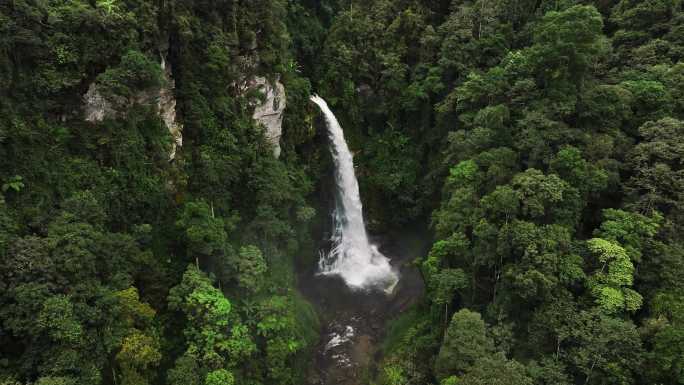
[83,84,120,122]
[249,76,286,158]
[83,55,183,160]
[158,57,183,160]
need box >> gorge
[1,1,683,385]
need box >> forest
[0,0,683,384]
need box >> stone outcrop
[83,55,183,160]
[249,76,286,158]
[83,83,121,122]
[158,57,183,160]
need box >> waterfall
[310,95,399,293]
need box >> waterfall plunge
[311,95,399,293]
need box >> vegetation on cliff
[1,0,683,384]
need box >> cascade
[310,95,399,293]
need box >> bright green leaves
[587,239,632,284]
[430,269,468,309]
[586,238,642,313]
[255,295,305,384]
[168,266,232,330]
[594,209,662,263]
[37,296,82,345]
[448,160,480,187]
[1,176,24,193]
[189,286,231,325]
[422,234,469,316]
[205,369,234,385]
[95,0,124,18]
[167,265,251,383]
[423,233,471,278]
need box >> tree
[230,245,267,293]
[176,201,230,259]
[455,353,533,385]
[167,265,253,381]
[586,238,642,314]
[205,369,234,385]
[593,208,661,263]
[641,292,684,384]
[566,310,644,385]
[529,5,606,91]
[434,309,494,379]
[255,295,305,384]
[510,169,581,227]
[627,118,684,220]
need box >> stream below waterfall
[299,232,425,385]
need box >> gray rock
[83,55,183,161]
[250,76,286,158]
[158,56,183,160]
[83,83,119,122]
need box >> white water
[310,95,399,293]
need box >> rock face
[250,76,286,158]
[83,84,120,122]
[158,57,183,160]
[83,56,183,160]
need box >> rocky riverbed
[299,233,426,385]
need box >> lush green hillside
[1,0,683,385]
[0,1,325,384]
[311,1,684,384]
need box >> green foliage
[205,369,234,385]
[96,50,164,99]
[176,201,230,258]
[2,0,684,385]
[231,245,267,293]
[586,238,642,313]
[36,296,82,344]
[435,309,494,379]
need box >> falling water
[310,95,399,293]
